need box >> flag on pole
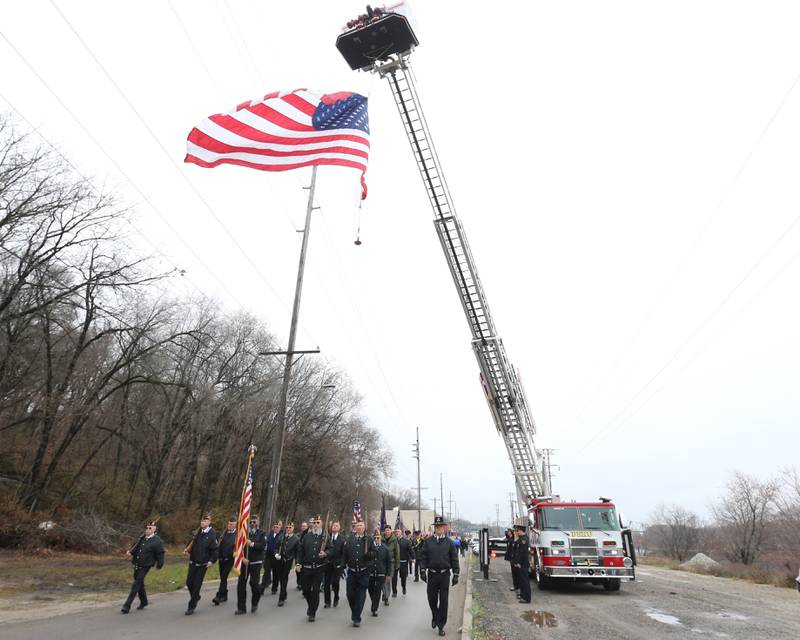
[352,498,362,523]
[395,511,404,531]
[233,448,255,575]
[185,89,370,199]
[379,495,387,532]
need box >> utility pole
[439,473,444,522]
[542,448,558,495]
[432,496,438,518]
[413,427,422,534]
[508,492,516,525]
[495,503,500,535]
[447,492,454,525]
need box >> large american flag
[185,89,370,198]
[352,498,362,523]
[233,455,254,575]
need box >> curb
[460,554,473,638]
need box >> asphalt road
[471,562,800,639]
[1,558,468,640]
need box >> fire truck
[335,5,636,591]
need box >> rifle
[128,534,145,557]
[183,526,202,555]
[277,512,289,558]
[320,507,331,560]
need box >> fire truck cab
[528,497,636,591]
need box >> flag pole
[263,166,318,529]
[233,444,257,575]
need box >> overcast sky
[2,1,799,527]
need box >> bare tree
[711,470,779,565]
[647,503,702,561]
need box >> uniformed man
[513,524,531,604]
[296,520,309,590]
[382,525,400,604]
[296,514,328,622]
[122,520,165,614]
[342,520,375,627]
[235,514,267,615]
[419,515,460,637]
[368,530,392,617]
[275,521,300,606]
[323,520,345,608]
[260,520,282,595]
[412,530,423,581]
[213,516,238,605]
[395,528,415,595]
[504,528,518,595]
[184,513,219,615]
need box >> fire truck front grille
[570,538,598,559]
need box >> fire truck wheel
[534,557,550,591]
[603,579,621,591]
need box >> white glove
[275,553,281,560]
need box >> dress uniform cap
[145,519,158,528]
[202,513,212,521]
[433,515,446,526]
[228,514,238,522]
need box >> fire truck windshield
[539,506,620,531]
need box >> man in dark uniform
[260,520,282,595]
[342,519,375,627]
[275,522,299,606]
[323,520,345,608]
[235,514,267,615]
[512,524,531,604]
[395,528,414,595]
[184,513,219,615]
[122,520,165,614]
[296,514,328,622]
[213,516,238,605]
[368,530,391,617]
[412,530,423,581]
[504,528,518,595]
[296,520,309,590]
[419,516,460,637]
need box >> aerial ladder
[336,4,551,509]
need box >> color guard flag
[233,453,254,575]
[185,89,370,199]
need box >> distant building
[365,507,435,533]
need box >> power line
[572,66,800,423]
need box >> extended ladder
[376,56,549,503]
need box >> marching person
[323,520,346,608]
[213,516,238,605]
[235,514,267,615]
[513,524,531,604]
[122,520,165,614]
[260,520,282,596]
[184,513,219,615]
[368,530,392,617]
[419,515,460,637]
[382,525,400,604]
[504,528,518,595]
[395,528,414,595]
[275,521,300,606]
[296,514,328,622]
[413,530,423,581]
[342,519,375,627]
[296,520,309,590]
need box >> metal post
[414,427,422,534]
[439,473,444,522]
[263,166,318,528]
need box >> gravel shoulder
[470,558,800,640]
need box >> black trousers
[368,575,385,612]
[276,560,292,601]
[392,561,409,593]
[427,571,451,631]
[236,562,262,612]
[414,557,420,579]
[185,563,208,609]
[259,554,279,592]
[300,566,324,615]
[216,558,233,600]
[510,562,519,590]
[346,569,369,623]
[323,564,341,605]
[123,566,151,608]
[517,564,531,602]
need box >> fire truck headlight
[550,548,567,556]
[623,557,633,568]
[602,549,621,556]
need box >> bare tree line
[0,118,396,543]
[643,469,800,585]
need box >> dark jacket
[371,543,392,577]
[130,534,165,569]
[245,528,267,564]
[513,534,530,569]
[325,532,347,569]
[189,527,219,565]
[342,533,376,572]
[277,531,299,563]
[266,530,281,555]
[218,530,237,561]
[398,536,415,562]
[297,530,328,568]
[503,533,514,562]
[419,535,460,574]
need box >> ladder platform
[336,11,419,70]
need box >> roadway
[1,557,469,640]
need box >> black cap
[433,516,446,526]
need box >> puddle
[521,610,558,628]
[716,611,749,621]
[644,608,682,626]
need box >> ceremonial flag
[379,495,387,532]
[395,511,404,530]
[352,498,362,523]
[233,450,255,575]
[185,89,370,199]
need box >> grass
[469,589,498,640]
[639,554,797,588]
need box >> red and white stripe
[233,458,253,575]
[185,89,369,179]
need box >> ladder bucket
[336,13,419,70]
